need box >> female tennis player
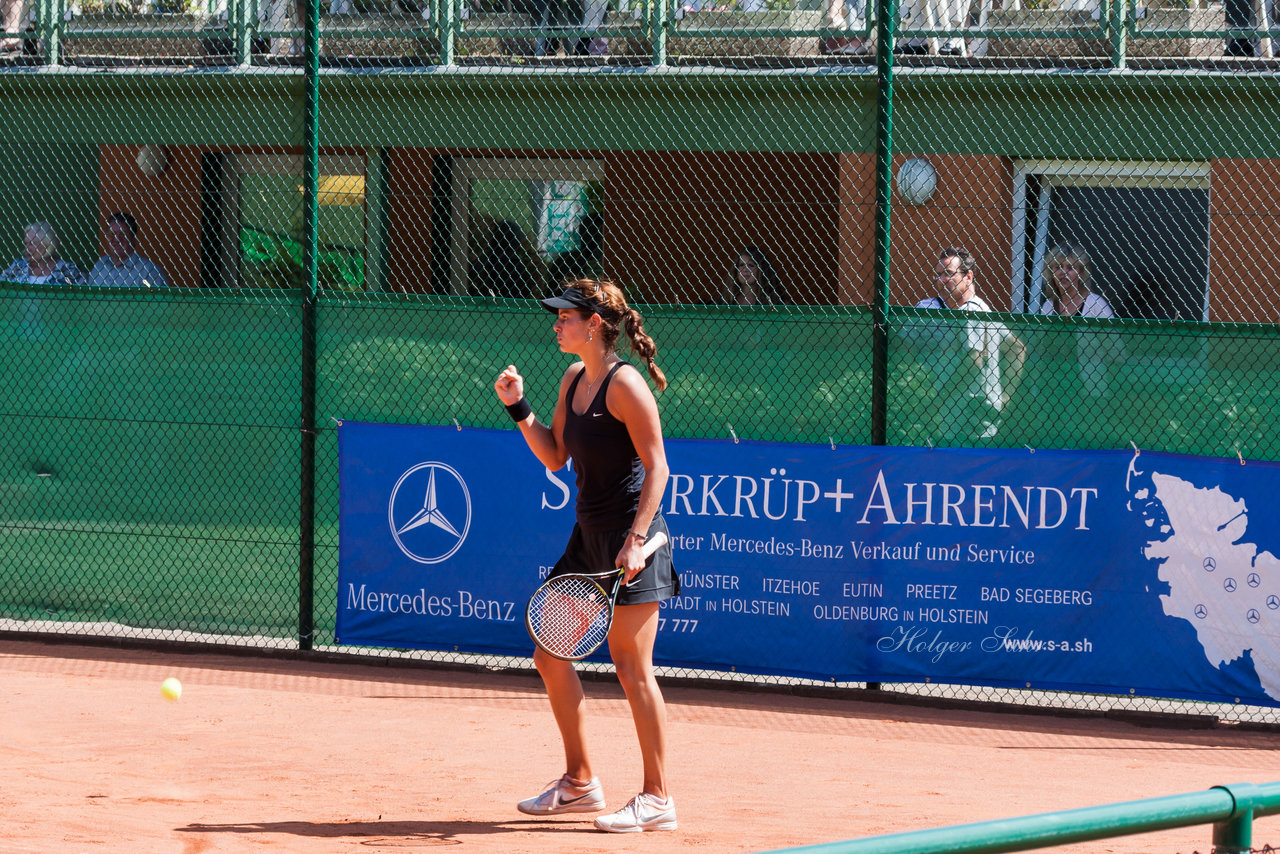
[494,278,679,833]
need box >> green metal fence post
[1110,0,1127,68]
[235,0,252,67]
[298,0,320,652]
[440,0,455,66]
[1212,783,1257,854]
[650,0,668,67]
[871,0,895,449]
[53,0,62,66]
[38,0,59,66]
[866,0,896,696]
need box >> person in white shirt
[1,0,28,55]
[88,212,169,289]
[1039,243,1123,404]
[904,246,1025,442]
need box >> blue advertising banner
[338,422,1280,707]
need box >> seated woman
[1039,244,1113,319]
[3,222,85,285]
[1035,244,1124,445]
[726,246,784,305]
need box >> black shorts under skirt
[550,516,680,606]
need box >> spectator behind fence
[3,222,83,341]
[1040,244,1113,320]
[548,212,604,287]
[1,0,26,55]
[900,246,1024,442]
[820,0,870,55]
[88,212,169,289]
[725,245,784,306]
[1039,243,1122,401]
[469,219,541,299]
[727,245,783,306]
[525,0,608,56]
[898,0,968,55]
[3,222,85,285]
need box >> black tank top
[562,362,644,531]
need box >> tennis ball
[160,677,183,702]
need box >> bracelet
[505,397,533,422]
[627,530,647,544]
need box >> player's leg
[605,602,667,798]
[595,602,677,832]
[534,646,592,781]
[518,647,606,815]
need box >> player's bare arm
[494,364,574,471]
[607,366,669,581]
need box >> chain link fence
[2,3,1278,723]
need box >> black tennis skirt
[549,515,680,606]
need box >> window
[448,157,605,298]
[212,153,370,290]
[1011,161,1211,321]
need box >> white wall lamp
[136,145,169,177]
[895,157,938,206]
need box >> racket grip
[640,530,668,558]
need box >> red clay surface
[3,637,1279,854]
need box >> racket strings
[529,576,612,659]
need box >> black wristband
[505,397,533,423]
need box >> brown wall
[888,154,1016,310]
[1209,159,1277,325]
[604,151,841,304]
[98,145,206,290]
[384,148,436,294]
[836,152,876,305]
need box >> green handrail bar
[1110,0,1127,68]
[236,0,252,66]
[651,0,669,67]
[760,781,1280,854]
[38,0,58,65]
[440,0,455,65]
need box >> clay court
[4,636,1279,854]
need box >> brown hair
[570,278,667,391]
[1042,244,1094,305]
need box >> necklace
[584,357,618,398]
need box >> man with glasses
[903,246,1025,443]
[88,212,169,289]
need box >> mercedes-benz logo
[1194,604,1208,619]
[1268,595,1280,611]
[1248,573,1261,588]
[1247,609,1261,624]
[388,462,472,564]
[1202,557,1216,572]
[1223,578,1237,593]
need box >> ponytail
[623,307,667,391]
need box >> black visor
[540,287,600,314]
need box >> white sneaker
[593,792,677,832]
[517,775,606,816]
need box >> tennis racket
[525,531,669,661]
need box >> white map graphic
[1133,461,1280,700]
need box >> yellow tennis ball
[160,677,182,702]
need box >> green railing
[5,0,1276,68]
[763,781,1280,854]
